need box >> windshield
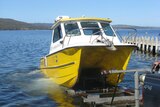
[101,23,114,36]
[64,22,81,36]
[81,22,101,35]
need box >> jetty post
[135,71,139,107]
[122,35,160,54]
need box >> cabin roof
[51,17,112,29]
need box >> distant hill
[0,18,52,30]
[0,18,160,30]
[112,24,160,29]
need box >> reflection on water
[29,76,75,107]
[49,87,75,107]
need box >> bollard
[135,71,139,107]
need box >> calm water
[0,30,159,107]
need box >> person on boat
[152,61,160,73]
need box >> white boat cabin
[49,16,122,54]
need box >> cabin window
[53,25,62,43]
[64,22,80,36]
[101,23,114,36]
[81,22,101,35]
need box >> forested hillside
[0,18,52,30]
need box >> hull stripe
[40,62,75,69]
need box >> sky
[0,0,160,26]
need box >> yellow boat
[40,16,136,90]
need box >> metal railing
[114,28,138,43]
[61,27,116,48]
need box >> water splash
[0,69,77,107]
[27,76,76,107]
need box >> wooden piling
[122,36,160,54]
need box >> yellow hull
[40,46,135,89]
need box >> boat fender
[151,61,160,73]
[44,56,47,67]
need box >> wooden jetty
[122,36,160,54]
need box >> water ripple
[0,30,159,107]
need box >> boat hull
[40,45,135,89]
